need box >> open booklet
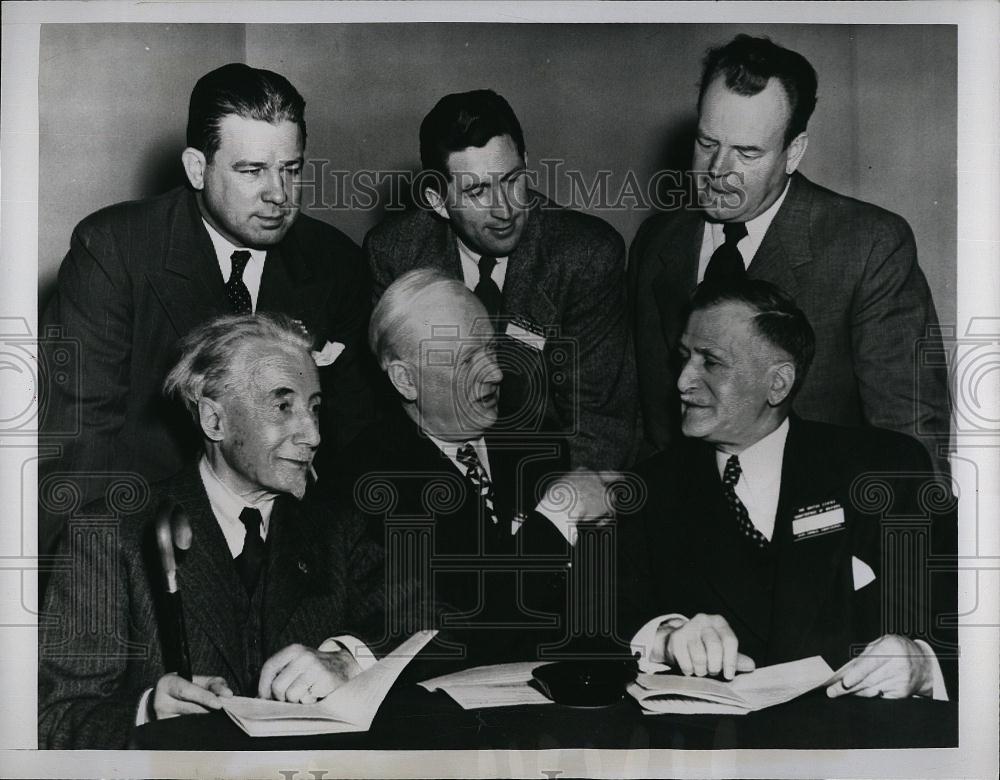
[628,655,835,715]
[221,630,437,736]
[419,661,552,709]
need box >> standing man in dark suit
[365,89,637,471]
[621,280,956,701]
[39,314,389,749]
[354,269,619,664]
[39,63,372,556]
[630,35,950,470]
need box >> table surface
[132,660,957,751]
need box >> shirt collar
[202,218,266,266]
[715,417,790,486]
[744,177,791,245]
[198,455,276,533]
[456,237,508,265]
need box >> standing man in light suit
[39,314,389,749]
[620,280,957,702]
[630,35,950,470]
[365,89,637,471]
[40,63,372,557]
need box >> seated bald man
[39,313,389,748]
[619,279,956,701]
[348,269,621,664]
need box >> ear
[784,132,808,175]
[386,360,418,402]
[197,397,226,441]
[766,361,797,407]
[181,147,207,191]
[423,186,450,220]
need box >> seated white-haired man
[39,313,388,748]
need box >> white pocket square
[852,555,876,591]
[312,340,345,367]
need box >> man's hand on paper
[258,644,361,704]
[657,613,756,681]
[151,673,233,719]
[825,634,934,699]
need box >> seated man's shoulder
[364,206,437,252]
[797,418,931,473]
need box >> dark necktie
[456,442,500,528]
[722,455,768,550]
[473,255,502,317]
[703,222,748,284]
[235,507,266,594]
[225,250,253,315]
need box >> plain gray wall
[39,23,956,327]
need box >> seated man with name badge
[39,314,391,749]
[619,279,957,700]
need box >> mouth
[255,214,286,229]
[487,222,516,239]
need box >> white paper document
[628,655,835,715]
[221,630,437,736]
[419,661,552,709]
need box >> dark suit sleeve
[362,224,396,304]
[850,214,950,469]
[39,221,134,552]
[560,229,638,470]
[38,525,147,749]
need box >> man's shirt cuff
[631,613,688,673]
[135,688,154,726]
[914,639,949,701]
[534,502,578,546]
[320,634,377,671]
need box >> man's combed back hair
[187,63,307,162]
[164,312,314,419]
[419,89,526,195]
[691,278,816,395]
[369,268,471,369]
[699,34,818,148]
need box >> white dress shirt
[715,419,789,542]
[457,237,509,292]
[426,432,579,544]
[203,219,266,311]
[696,178,791,283]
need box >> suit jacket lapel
[502,201,557,326]
[149,189,230,338]
[171,469,247,681]
[747,173,813,299]
[769,417,852,660]
[651,210,702,344]
[261,496,318,642]
[683,443,772,646]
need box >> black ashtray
[532,660,638,707]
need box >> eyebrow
[231,156,304,168]
[457,163,526,192]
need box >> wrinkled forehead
[226,340,318,393]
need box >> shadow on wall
[38,143,189,311]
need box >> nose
[676,355,700,394]
[491,181,513,220]
[707,147,731,179]
[293,408,321,449]
[482,350,504,384]
[262,167,288,206]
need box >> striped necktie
[456,442,500,527]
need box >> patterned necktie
[704,222,749,284]
[722,455,768,549]
[235,506,266,593]
[456,442,500,527]
[473,255,502,317]
[226,250,253,314]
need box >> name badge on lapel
[792,499,845,540]
[505,316,546,351]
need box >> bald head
[369,269,503,440]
